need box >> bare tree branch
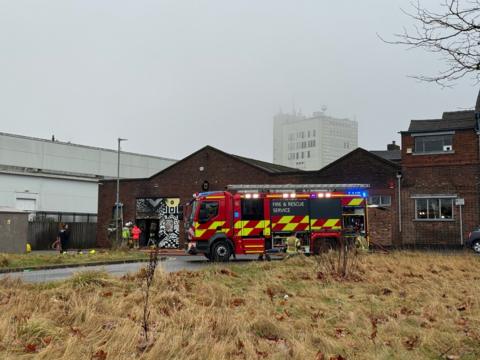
[381,0,480,85]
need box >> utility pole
[116,137,127,248]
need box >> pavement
[0,255,261,283]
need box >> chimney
[387,141,400,151]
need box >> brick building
[299,148,401,247]
[399,108,480,246]
[97,145,401,248]
[97,146,302,248]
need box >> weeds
[70,270,110,288]
[0,252,478,359]
[140,248,159,346]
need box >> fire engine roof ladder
[227,184,370,192]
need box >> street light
[116,138,127,248]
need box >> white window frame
[368,195,391,207]
[412,195,455,221]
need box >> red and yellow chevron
[271,215,310,232]
[234,220,271,237]
[310,218,341,231]
[194,221,232,238]
[341,197,365,207]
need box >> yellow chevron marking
[311,226,323,230]
[240,228,254,236]
[221,228,231,234]
[279,216,294,224]
[264,228,271,236]
[282,223,298,232]
[300,216,309,224]
[208,221,226,230]
[324,219,340,228]
[195,229,207,237]
[255,221,264,229]
[348,198,363,206]
[234,220,250,229]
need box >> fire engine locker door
[237,199,266,254]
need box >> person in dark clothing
[58,223,70,253]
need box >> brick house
[399,109,480,246]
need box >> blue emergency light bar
[347,190,368,198]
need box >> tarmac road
[0,255,261,283]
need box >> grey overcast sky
[0,1,477,161]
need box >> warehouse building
[0,132,176,248]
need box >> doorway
[136,219,159,247]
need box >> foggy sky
[0,1,477,162]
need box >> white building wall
[0,132,177,214]
[273,112,358,170]
[0,173,98,214]
[0,132,176,179]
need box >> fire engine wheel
[211,241,232,262]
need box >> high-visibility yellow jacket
[286,236,301,254]
[122,227,130,239]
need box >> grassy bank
[0,250,149,270]
[0,252,479,359]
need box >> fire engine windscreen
[186,200,198,228]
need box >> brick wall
[97,147,300,247]
[298,149,400,246]
[400,130,480,246]
[97,147,400,248]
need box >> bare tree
[386,0,480,85]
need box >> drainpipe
[396,172,403,237]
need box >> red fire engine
[185,184,369,261]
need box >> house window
[313,130,316,137]
[414,134,453,153]
[369,195,391,206]
[415,198,454,220]
[307,151,311,158]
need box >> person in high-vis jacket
[285,232,301,257]
[122,224,131,248]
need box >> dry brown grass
[0,251,479,359]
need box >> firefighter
[285,232,301,258]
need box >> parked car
[467,228,480,254]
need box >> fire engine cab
[185,184,369,261]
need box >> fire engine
[185,184,369,261]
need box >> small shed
[0,207,28,253]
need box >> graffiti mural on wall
[136,198,180,249]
